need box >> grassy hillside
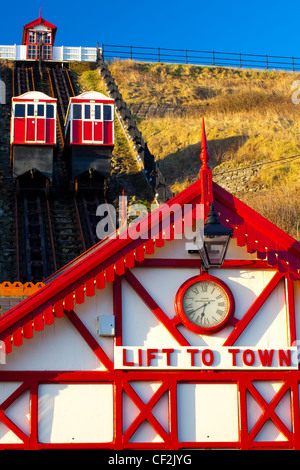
[106,60,300,239]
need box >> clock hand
[188,303,208,315]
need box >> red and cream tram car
[10,91,57,187]
[64,91,114,191]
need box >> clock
[175,274,235,334]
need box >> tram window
[37,104,44,116]
[84,105,91,119]
[73,104,82,119]
[46,104,54,119]
[27,104,34,116]
[15,104,25,118]
[95,105,101,120]
[103,105,112,121]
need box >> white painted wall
[38,384,113,443]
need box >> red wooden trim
[113,371,123,449]
[214,183,300,258]
[291,375,300,449]
[75,285,85,304]
[237,379,249,449]
[105,264,115,283]
[33,312,44,331]
[0,382,29,411]
[169,378,179,449]
[223,272,285,346]
[64,292,74,311]
[95,271,105,289]
[64,309,114,372]
[23,318,33,339]
[247,379,293,443]
[122,380,170,445]
[114,277,122,346]
[12,326,22,347]
[0,370,298,449]
[139,258,269,269]
[29,382,38,449]
[0,381,31,445]
[124,269,190,346]
[0,411,30,445]
[85,277,95,297]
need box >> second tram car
[64,91,114,192]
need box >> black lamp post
[190,204,233,269]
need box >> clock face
[175,275,235,334]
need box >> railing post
[266,54,268,69]
[239,52,242,68]
[212,51,215,66]
[130,45,132,60]
[185,49,188,64]
[292,57,295,72]
[158,47,160,63]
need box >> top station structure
[0,11,96,63]
[22,10,57,61]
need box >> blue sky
[1,0,300,58]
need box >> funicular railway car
[10,91,57,188]
[64,91,114,192]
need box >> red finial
[200,117,210,171]
[39,8,42,19]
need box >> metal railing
[102,44,300,72]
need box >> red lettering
[187,349,199,366]
[147,348,158,366]
[258,349,274,367]
[123,348,134,366]
[243,349,255,366]
[228,348,240,366]
[202,349,214,366]
[162,348,174,366]
[278,349,291,367]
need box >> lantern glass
[202,235,231,267]
[192,205,233,269]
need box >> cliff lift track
[12,65,35,96]
[15,184,57,283]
